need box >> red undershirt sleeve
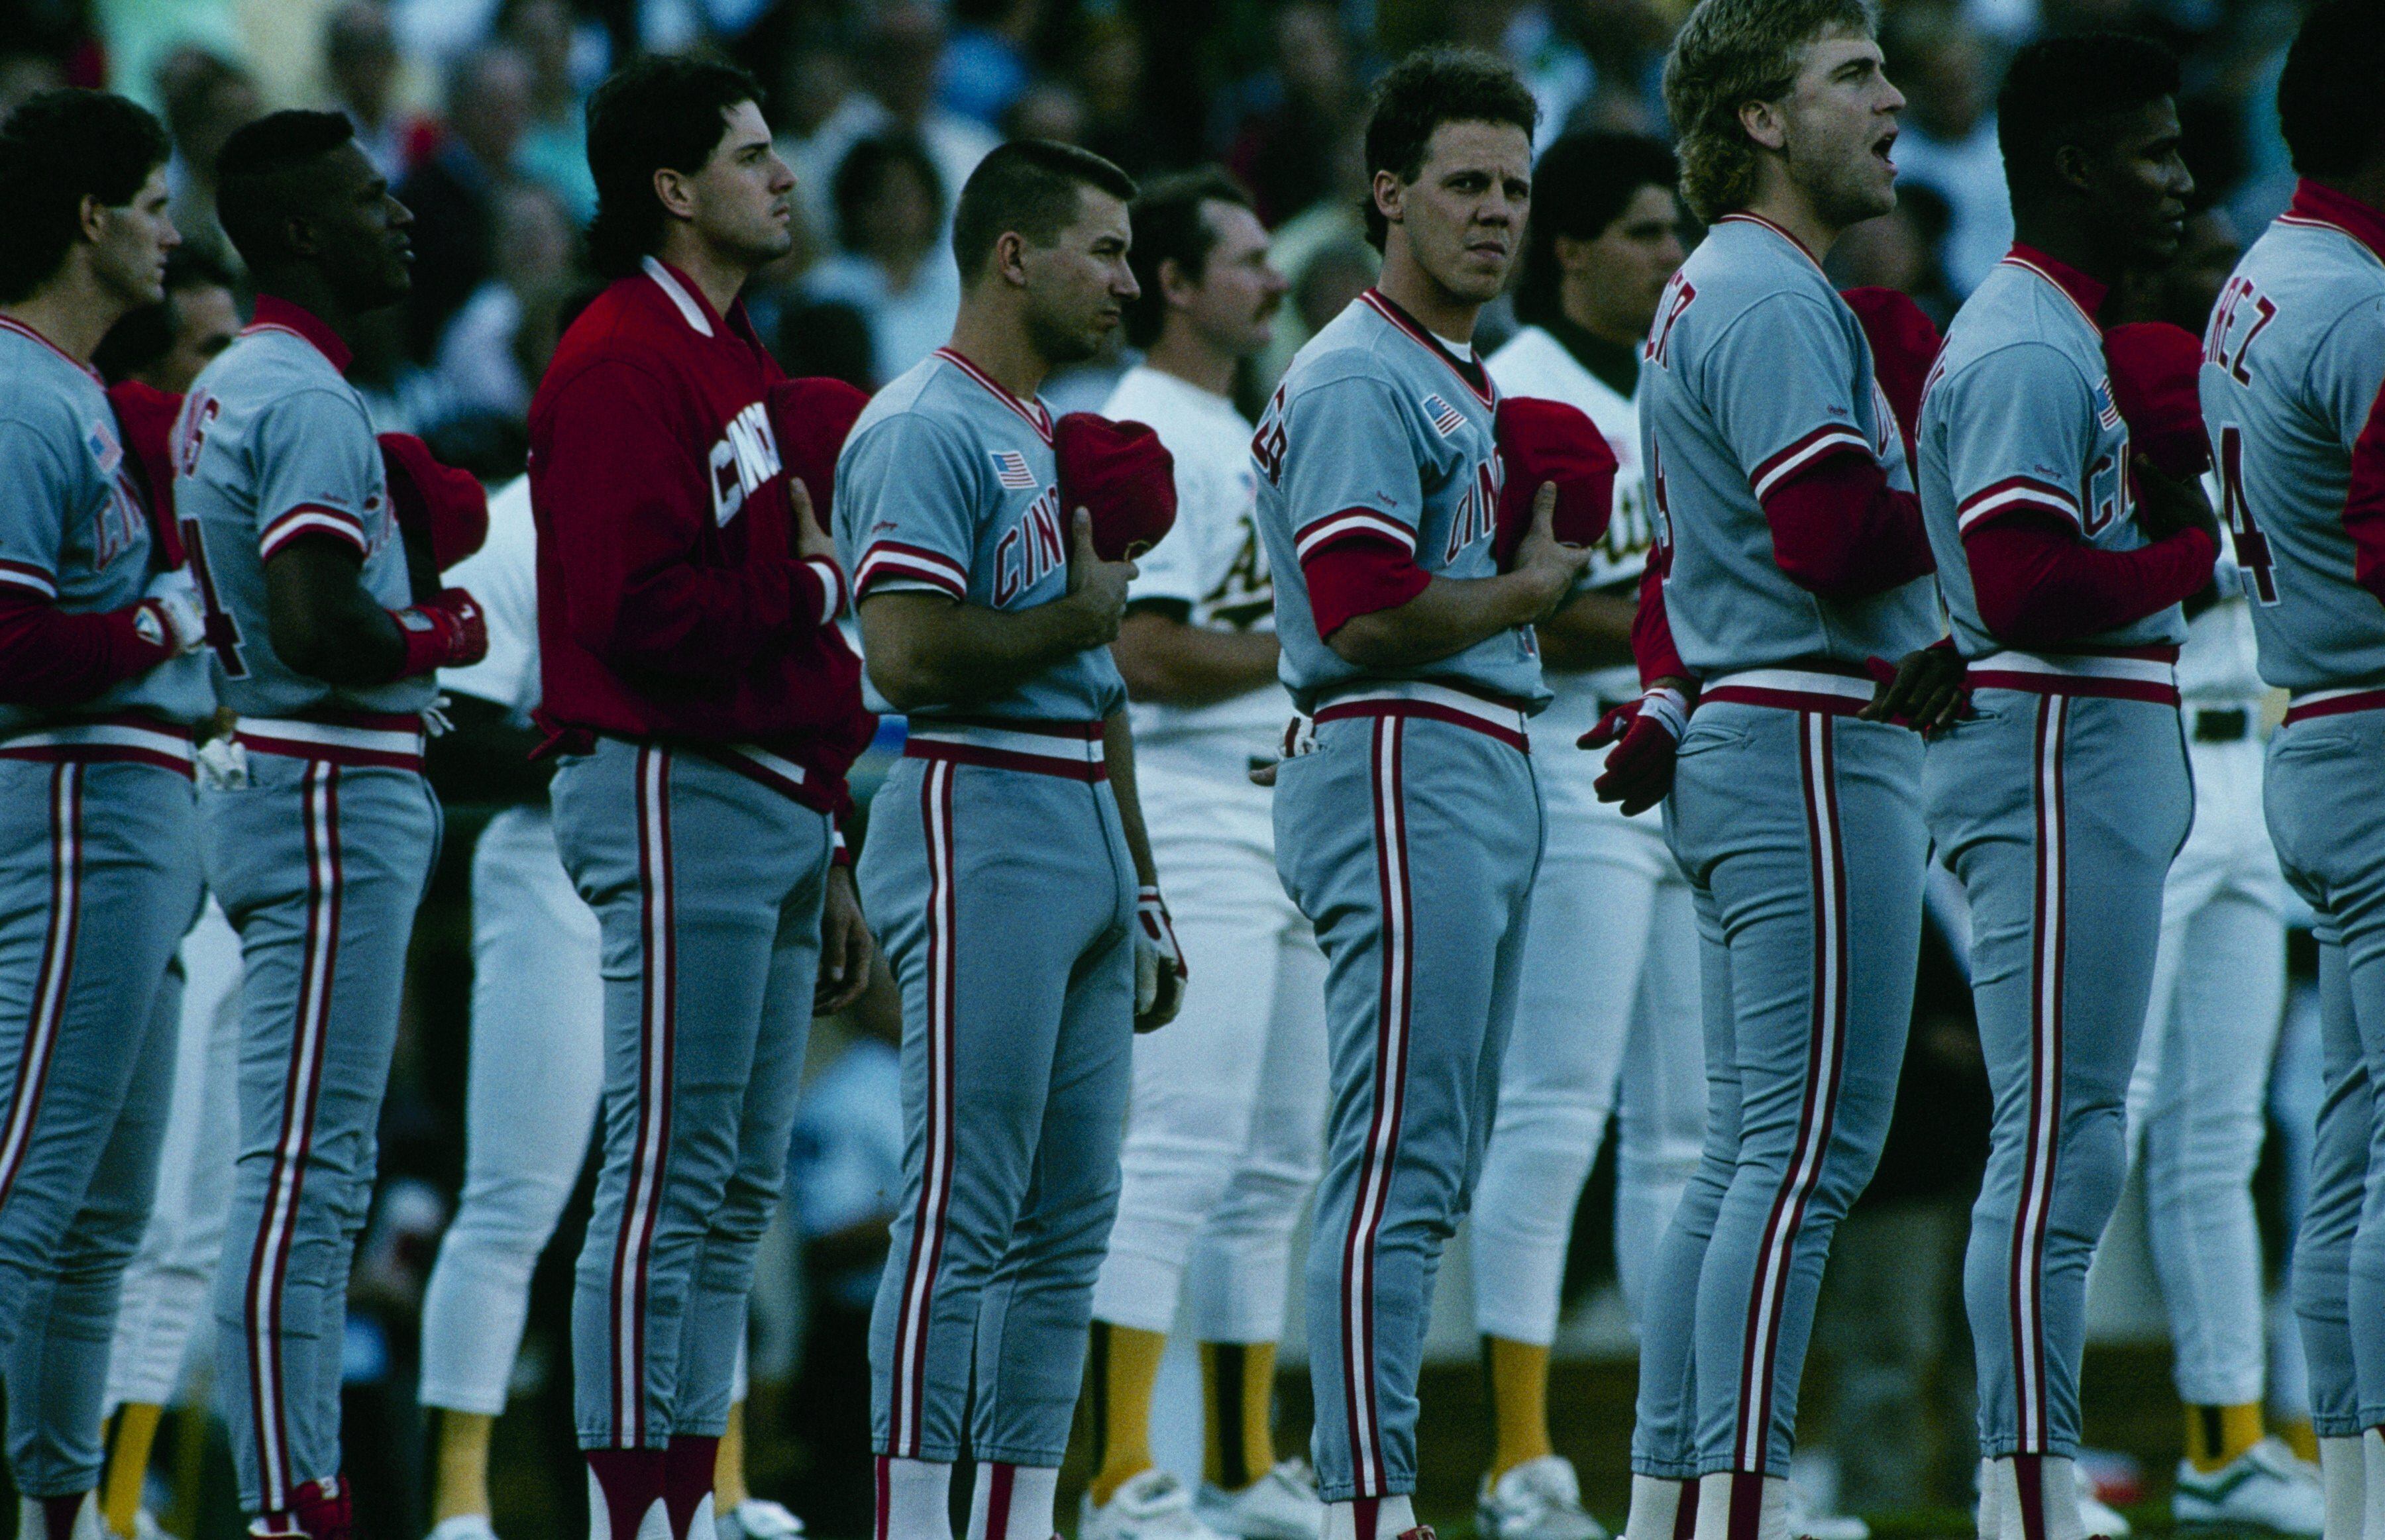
[1300,529,1432,640]
[1631,542,1689,686]
[0,591,173,708]
[1962,509,2217,649]
[1759,448,1936,599]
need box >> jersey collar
[933,346,1055,442]
[1714,211,1823,272]
[0,315,101,383]
[243,295,353,375]
[2001,243,2107,334]
[641,256,722,338]
[1359,288,1493,405]
[2281,178,2385,268]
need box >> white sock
[965,1464,1057,1540]
[1688,1473,1789,1540]
[2321,1437,2364,1540]
[1623,1476,1685,1540]
[1692,1474,1731,1540]
[1321,1496,1419,1540]
[2040,1457,2087,1540]
[2361,1429,2385,1540]
[878,1457,954,1540]
[1976,1458,2003,1540]
[584,1471,670,1540]
[22,1496,103,1540]
[1990,1456,2087,1540]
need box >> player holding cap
[1077,166,1325,1540]
[1914,35,2216,1540]
[174,108,488,1540]
[2201,4,2385,1535]
[1617,5,1960,1538]
[527,54,876,1540]
[0,88,209,1540]
[1473,128,1701,1540]
[1252,48,1595,1540]
[837,138,1181,1540]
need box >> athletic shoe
[1195,1461,1323,1540]
[2077,1488,2133,1538]
[716,1500,805,1540]
[1081,1470,1231,1540]
[1476,1455,1611,1540]
[425,1519,500,1540]
[2173,1439,2325,1535]
[1784,1485,1868,1540]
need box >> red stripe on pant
[246,762,343,1509]
[0,763,82,1210]
[611,746,678,1446]
[1340,717,1414,1496]
[1734,713,1850,1479]
[888,761,959,1457]
[2010,699,2069,1456]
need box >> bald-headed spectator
[398,42,533,358]
[94,248,242,393]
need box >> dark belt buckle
[2193,707,2249,743]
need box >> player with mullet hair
[1251,48,1589,1540]
[0,87,209,1540]
[1617,5,1957,1540]
[175,107,487,1540]
[2203,4,2385,1536]
[1916,34,2215,1540]
[837,138,1179,1540]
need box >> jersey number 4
[179,517,250,675]
[2214,424,2280,606]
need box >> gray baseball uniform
[0,318,207,1498]
[1253,289,1546,1502]
[841,348,1136,1469]
[2200,180,2385,1438]
[1628,215,1936,1487]
[173,302,438,1516]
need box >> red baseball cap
[2105,322,2211,478]
[1057,412,1177,562]
[767,377,871,531]
[378,432,488,572]
[1493,395,1616,567]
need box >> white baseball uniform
[1470,325,1705,1345]
[2124,558,2290,1407]
[414,476,609,1416]
[1086,363,1329,1347]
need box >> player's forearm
[264,542,406,685]
[0,595,173,708]
[1102,711,1161,887]
[857,591,1108,711]
[1114,611,1279,707]
[1534,587,1636,672]
[1327,570,1550,669]
[1762,453,1936,599]
[1965,519,2218,648]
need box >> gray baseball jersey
[1638,213,1937,674]
[0,321,211,733]
[2199,188,2385,693]
[172,314,431,719]
[1252,289,1550,713]
[1921,250,2187,657]
[835,346,1126,723]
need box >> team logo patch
[2093,379,2122,431]
[85,418,122,476]
[1423,394,1465,436]
[991,450,1037,489]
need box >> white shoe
[1783,1486,1868,1540]
[2173,1439,2326,1535]
[2078,1488,2133,1538]
[716,1500,806,1540]
[427,1519,502,1540]
[1196,1461,1323,1540]
[1477,1455,1610,1540]
[1082,1470,1231,1540]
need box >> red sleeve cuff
[1301,533,1431,639]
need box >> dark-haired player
[1916,36,2214,1540]
[1473,128,1697,1540]
[836,138,1173,1540]
[174,109,486,1540]
[0,87,207,1540]
[1623,3,1951,1538]
[527,55,875,1540]
[1251,48,1588,1540]
[2201,3,2385,1535]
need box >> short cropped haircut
[2278,0,2385,180]
[1514,131,1679,329]
[950,138,1136,285]
[0,89,172,302]
[1360,47,1538,252]
[1996,33,2180,205]
[95,248,236,382]
[216,109,357,271]
[585,54,762,279]
[1662,0,1875,223]
[1122,166,1253,348]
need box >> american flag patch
[1423,394,1465,436]
[2094,380,2122,431]
[85,419,121,476]
[991,449,1037,488]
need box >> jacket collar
[245,294,353,374]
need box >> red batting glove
[389,586,489,677]
[1580,684,1690,816]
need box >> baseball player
[174,109,489,1540]
[0,88,210,1540]
[1615,7,1962,1540]
[1473,128,1699,1540]
[1252,48,1597,1540]
[837,138,1181,1540]
[528,56,875,1540]
[2199,5,2385,1534]
[1077,167,1323,1540]
[1913,36,2217,1540]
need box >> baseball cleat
[2172,1439,2325,1535]
[1081,1470,1232,1540]
[1476,1455,1610,1540]
[715,1500,806,1540]
[1194,1459,1323,1540]
[1784,1484,1868,1540]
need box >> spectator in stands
[805,132,958,386]
[794,2,996,234]
[1002,79,1088,146]
[95,248,241,393]
[399,42,533,359]
[0,48,65,125]
[499,0,596,225]
[154,46,262,272]
[324,1,417,182]
[433,180,576,421]
[1883,2,2014,294]
[1224,2,1360,227]
[1075,17,1159,177]
[941,0,1043,128]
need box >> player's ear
[77,193,108,245]
[993,229,1032,289]
[1739,96,1789,153]
[652,165,700,223]
[1372,168,1405,229]
[2050,142,2096,200]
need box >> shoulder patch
[1423,394,1464,436]
[991,449,1037,489]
